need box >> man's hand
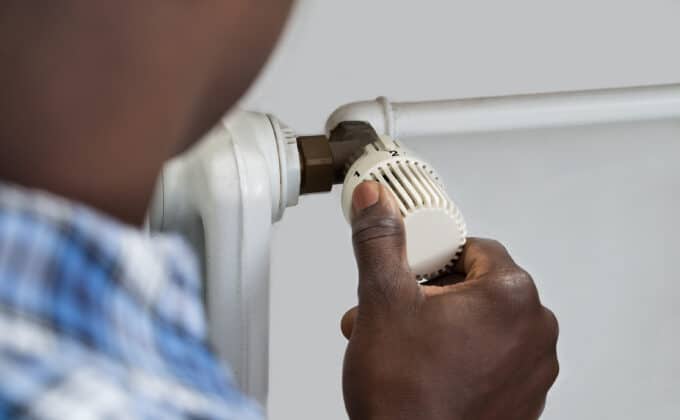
[341,181,559,420]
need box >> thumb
[351,181,418,310]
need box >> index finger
[452,238,518,278]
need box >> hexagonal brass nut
[297,135,334,194]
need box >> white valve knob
[341,136,467,281]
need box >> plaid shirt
[0,183,262,420]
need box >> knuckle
[483,238,509,254]
[360,273,398,305]
[359,268,415,309]
[468,238,509,257]
[551,356,560,383]
[545,354,560,387]
[535,355,560,394]
[352,214,404,248]
[507,267,533,287]
[541,307,560,346]
[490,267,539,310]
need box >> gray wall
[240,1,680,418]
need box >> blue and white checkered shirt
[0,183,263,419]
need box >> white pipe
[326,84,680,138]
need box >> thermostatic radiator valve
[340,134,467,280]
[296,121,467,279]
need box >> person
[0,1,558,419]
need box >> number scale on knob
[341,136,467,281]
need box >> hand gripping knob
[341,136,467,281]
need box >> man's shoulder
[0,183,262,419]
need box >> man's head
[0,1,294,223]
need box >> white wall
[240,1,680,419]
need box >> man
[0,1,558,419]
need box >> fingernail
[352,181,381,213]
